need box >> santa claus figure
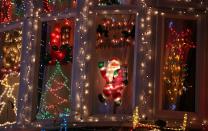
[98,58,128,106]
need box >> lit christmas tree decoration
[36,61,71,120]
[163,27,196,109]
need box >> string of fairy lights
[0,29,22,127]
[163,27,196,109]
[132,107,188,131]
[0,0,26,24]
[36,61,71,120]
[74,0,92,121]
[0,0,208,130]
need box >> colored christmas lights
[0,73,19,116]
[0,0,12,23]
[13,0,25,16]
[36,61,71,120]
[1,30,22,76]
[59,108,70,131]
[0,0,206,129]
[0,72,20,126]
[163,27,196,109]
[0,29,22,127]
[45,20,73,65]
[133,106,139,129]
[0,0,25,24]
[43,0,52,13]
[132,107,188,131]
[98,58,128,106]
[96,18,135,48]
[42,0,77,13]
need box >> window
[154,14,201,121]
[33,0,77,14]
[0,0,25,23]
[157,0,208,8]
[36,19,74,120]
[162,18,197,112]
[0,29,22,126]
[91,14,135,115]
[95,0,135,6]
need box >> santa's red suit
[98,58,128,106]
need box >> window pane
[0,29,22,126]
[0,1,25,23]
[33,0,77,14]
[162,18,196,112]
[36,19,74,120]
[92,14,135,115]
[96,0,135,6]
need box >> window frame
[154,13,207,128]
[0,23,23,127]
[31,15,78,124]
[83,9,140,123]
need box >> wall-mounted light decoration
[163,27,196,110]
[96,18,135,49]
[42,0,77,13]
[0,29,22,127]
[0,0,25,24]
[45,20,73,65]
[98,58,128,106]
[36,61,71,120]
